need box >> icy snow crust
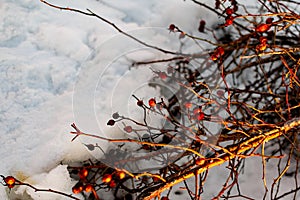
[0,0,298,199]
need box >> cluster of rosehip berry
[70,166,126,197]
[223,0,238,27]
[255,17,274,51]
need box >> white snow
[0,0,298,199]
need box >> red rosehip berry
[255,23,270,33]
[256,43,267,51]
[148,98,156,108]
[102,174,112,183]
[195,112,205,121]
[4,176,16,188]
[109,180,116,188]
[196,158,206,165]
[117,171,126,180]
[225,8,234,15]
[259,36,267,44]
[216,46,225,56]
[211,54,218,61]
[72,182,84,194]
[225,16,234,27]
[84,184,93,193]
[78,168,88,180]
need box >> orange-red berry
[148,98,156,108]
[84,184,93,193]
[117,171,126,180]
[255,23,270,33]
[211,54,218,61]
[4,176,16,188]
[259,36,267,44]
[195,112,205,121]
[225,16,234,26]
[72,182,84,194]
[196,158,206,165]
[256,43,267,51]
[216,46,225,56]
[102,174,112,183]
[78,168,88,180]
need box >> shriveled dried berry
[107,119,115,126]
[112,112,120,119]
[124,126,133,133]
[168,24,176,32]
[266,17,274,24]
[198,20,206,32]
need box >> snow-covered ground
[0,0,298,199]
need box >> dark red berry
[215,0,221,9]
[266,17,274,24]
[137,100,143,107]
[168,24,176,32]
[107,119,115,126]
[198,20,206,32]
